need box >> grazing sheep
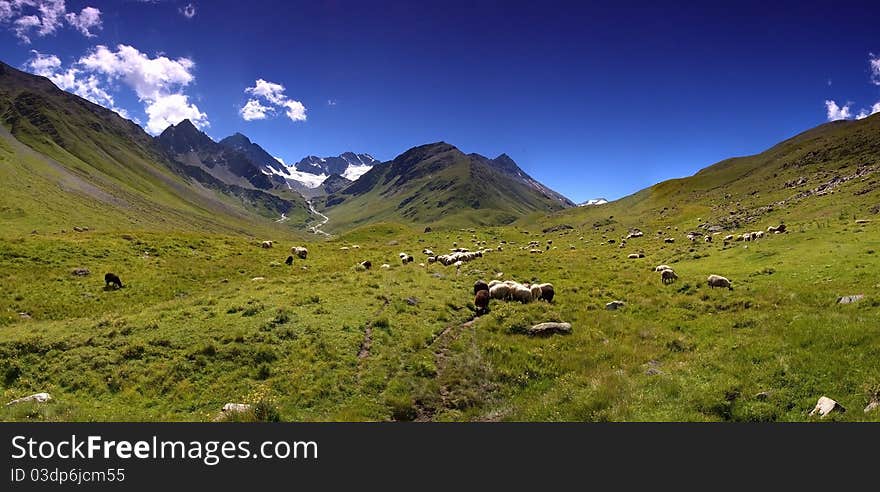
[724,235,734,242]
[510,284,534,303]
[664,238,675,243]
[768,224,786,234]
[628,253,640,259]
[105,272,123,289]
[488,280,502,288]
[474,290,490,315]
[704,235,712,243]
[489,283,511,300]
[537,283,555,302]
[261,240,273,249]
[474,280,489,295]
[380,264,390,269]
[655,264,672,272]
[360,260,372,270]
[661,269,678,284]
[755,231,764,239]
[292,246,308,259]
[707,274,732,290]
[530,284,543,300]
[285,256,294,266]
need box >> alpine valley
[1,59,879,423]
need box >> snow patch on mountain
[580,198,609,206]
[342,163,372,181]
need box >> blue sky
[1,1,879,203]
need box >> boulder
[809,396,845,417]
[606,300,625,311]
[527,322,572,336]
[6,392,52,406]
[837,294,864,304]
[222,403,252,413]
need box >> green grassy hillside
[317,142,573,232]
[0,61,310,237]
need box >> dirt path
[357,296,390,360]
[306,200,331,236]
[414,315,480,421]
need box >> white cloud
[825,100,852,121]
[25,50,125,117]
[239,98,272,120]
[0,1,102,43]
[241,78,307,122]
[179,3,195,19]
[77,44,207,133]
[23,45,207,134]
[65,6,101,37]
[856,102,880,120]
[327,99,337,106]
[144,93,207,134]
[281,99,306,121]
[871,53,880,86]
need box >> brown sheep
[474,290,490,315]
[661,269,678,284]
[537,283,555,302]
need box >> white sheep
[489,283,510,300]
[510,284,534,303]
[707,274,732,290]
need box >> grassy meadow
[2,210,878,422]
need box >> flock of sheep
[644,223,786,290]
[253,219,786,319]
[473,279,555,315]
[653,264,732,290]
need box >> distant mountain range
[1,59,577,234]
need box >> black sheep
[105,272,123,289]
[473,279,489,295]
[285,256,294,265]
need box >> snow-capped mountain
[579,198,609,206]
[216,133,373,196]
[294,152,377,181]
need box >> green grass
[1,214,878,421]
